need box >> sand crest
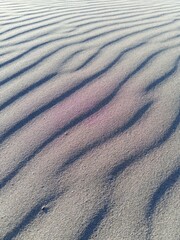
[0,0,180,239]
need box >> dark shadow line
[0,14,172,68]
[19,6,68,16]
[82,14,179,43]
[2,19,61,41]
[109,108,180,180]
[102,19,179,49]
[58,101,153,173]
[75,50,100,71]
[3,193,62,240]
[1,6,53,16]
[0,19,117,68]
[0,7,65,26]
[69,12,137,26]
[0,11,174,80]
[77,204,109,240]
[0,16,145,67]
[145,56,180,91]
[0,42,144,143]
[72,8,174,28]
[0,44,65,86]
[74,14,174,70]
[0,12,126,46]
[0,40,55,69]
[0,12,66,35]
[0,72,57,111]
[162,32,180,42]
[0,48,155,189]
[0,16,20,22]
[13,30,56,46]
[146,164,180,219]
[0,5,103,27]
[61,49,83,66]
[0,51,11,57]
[0,45,166,189]
[145,162,180,240]
[0,79,138,189]
[157,108,180,145]
[75,19,152,71]
[64,22,151,71]
[123,50,164,81]
[78,18,173,44]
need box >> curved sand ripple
[0,0,180,239]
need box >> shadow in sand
[109,108,180,179]
[0,72,57,111]
[3,192,62,240]
[78,204,109,240]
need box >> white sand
[0,0,180,239]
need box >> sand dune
[0,0,180,239]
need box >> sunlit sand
[0,0,180,239]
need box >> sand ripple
[0,0,180,239]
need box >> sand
[0,0,180,239]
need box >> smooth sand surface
[0,0,180,239]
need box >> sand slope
[0,0,180,239]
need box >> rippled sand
[0,0,180,239]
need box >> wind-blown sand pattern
[0,0,180,239]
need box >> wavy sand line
[0,0,180,239]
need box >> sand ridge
[0,0,180,239]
